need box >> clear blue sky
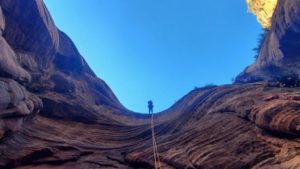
[44,0,261,113]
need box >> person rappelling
[148,100,154,114]
[148,99,161,169]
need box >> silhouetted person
[148,100,154,114]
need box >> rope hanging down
[151,112,162,169]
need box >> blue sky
[44,0,261,113]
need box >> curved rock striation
[0,0,300,169]
[0,0,59,68]
[1,83,300,169]
[0,78,42,141]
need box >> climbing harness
[151,112,162,169]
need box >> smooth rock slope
[1,0,300,168]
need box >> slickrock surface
[1,0,300,168]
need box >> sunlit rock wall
[246,0,278,28]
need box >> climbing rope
[151,112,162,169]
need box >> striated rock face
[1,0,300,169]
[0,0,125,124]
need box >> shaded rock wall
[236,0,300,83]
[0,0,125,126]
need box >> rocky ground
[1,0,300,168]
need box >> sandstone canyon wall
[237,0,300,83]
[1,0,300,169]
